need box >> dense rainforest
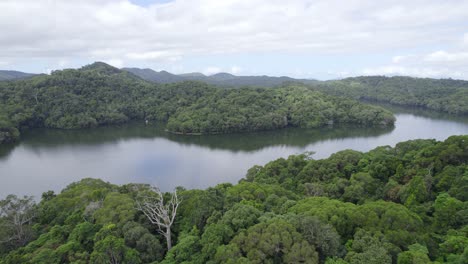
[0,62,394,144]
[317,76,468,115]
[0,136,467,263]
[117,67,468,116]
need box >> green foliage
[318,76,468,114]
[433,193,467,232]
[397,243,431,264]
[344,229,393,264]
[122,222,164,263]
[90,225,140,264]
[93,192,136,225]
[162,232,202,264]
[165,86,394,135]
[291,215,344,261]
[0,114,20,144]
[218,219,319,264]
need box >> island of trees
[0,62,395,144]
[0,136,467,263]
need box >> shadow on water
[165,125,394,151]
[2,102,468,160]
[0,142,18,159]
[363,101,468,124]
[0,122,394,159]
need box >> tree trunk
[166,227,172,250]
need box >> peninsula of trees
[122,67,468,115]
[0,62,395,144]
[1,136,467,263]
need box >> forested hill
[122,69,468,115]
[123,67,319,87]
[319,76,468,115]
[0,62,394,144]
[1,136,467,263]
[0,70,36,81]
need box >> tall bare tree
[0,195,36,247]
[135,187,180,251]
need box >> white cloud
[203,66,221,75]
[105,59,124,68]
[125,51,181,61]
[1,1,468,59]
[391,55,417,64]
[58,59,69,67]
[424,50,468,63]
[360,28,468,80]
[362,49,468,79]
[0,0,468,79]
[230,66,242,74]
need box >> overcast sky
[1,0,468,80]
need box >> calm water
[1,105,468,199]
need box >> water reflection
[12,123,394,153]
[363,101,468,124]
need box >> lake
[1,105,468,199]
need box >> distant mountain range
[122,67,318,87]
[0,66,318,87]
[0,70,36,81]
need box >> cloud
[125,51,182,61]
[359,28,468,79]
[105,59,124,68]
[2,0,467,58]
[391,55,418,64]
[203,66,221,75]
[0,0,468,79]
[230,66,242,74]
[424,50,468,63]
[362,48,468,79]
[362,66,461,78]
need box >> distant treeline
[0,62,394,144]
[1,136,467,263]
[317,76,468,115]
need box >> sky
[0,0,468,80]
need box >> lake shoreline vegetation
[1,62,400,145]
[315,76,468,115]
[0,136,467,263]
[2,62,468,146]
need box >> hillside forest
[0,62,395,144]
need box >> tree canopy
[316,76,468,115]
[1,136,467,263]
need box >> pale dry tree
[135,187,181,250]
[0,195,36,247]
